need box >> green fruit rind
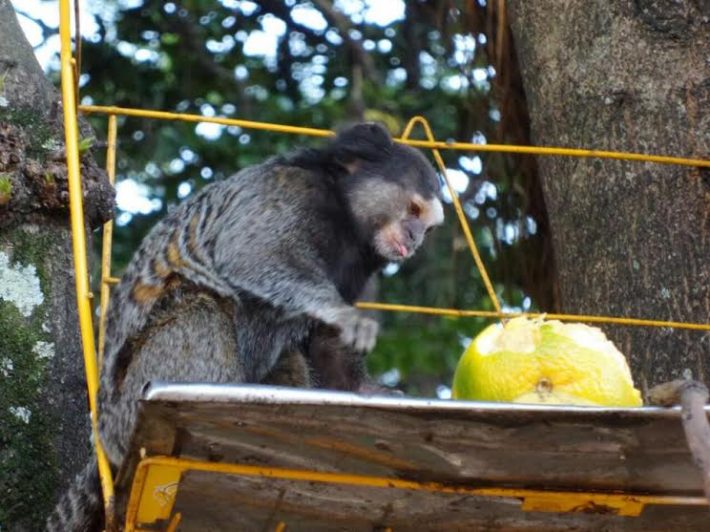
[452,319,643,407]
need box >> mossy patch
[0,106,59,162]
[0,235,59,530]
[0,174,11,204]
[0,307,59,530]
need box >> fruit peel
[452,317,643,407]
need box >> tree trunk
[0,1,113,529]
[507,0,710,396]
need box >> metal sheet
[120,382,710,530]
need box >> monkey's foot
[357,382,404,397]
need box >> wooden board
[119,383,710,530]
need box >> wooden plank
[119,383,709,530]
[172,471,710,531]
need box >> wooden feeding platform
[116,383,709,531]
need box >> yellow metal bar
[98,114,117,366]
[58,0,115,520]
[402,139,710,168]
[355,302,710,332]
[79,105,333,138]
[401,116,502,313]
[521,493,644,516]
[124,453,151,532]
[59,0,95,420]
[124,455,708,529]
[78,105,710,168]
[166,512,182,532]
[125,461,182,531]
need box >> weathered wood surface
[122,383,710,530]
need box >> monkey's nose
[405,227,416,243]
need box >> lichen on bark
[0,228,58,530]
[0,1,114,528]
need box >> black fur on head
[329,122,394,165]
[283,122,441,201]
[279,121,444,264]
[328,122,440,201]
[325,122,445,263]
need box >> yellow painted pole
[401,116,502,313]
[58,0,115,521]
[79,104,333,138]
[59,0,97,419]
[402,139,710,168]
[165,512,182,532]
[354,302,710,331]
[98,115,117,366]
[77,105,710,168]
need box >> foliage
[26,0,545,395]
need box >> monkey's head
[330,123,444,262]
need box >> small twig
[310,0,379,83]
[14,9,55,41]
[74,0,81,80]
[648,379,710,502]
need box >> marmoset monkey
[47,122,443,530]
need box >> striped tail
[46,458,103,532]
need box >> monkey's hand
[324,307,379,353]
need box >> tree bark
[507,0,710,395]
[0,1,113,529]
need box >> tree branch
[649,379,710,502]
[310,0,379,84]
[13,8,56,43]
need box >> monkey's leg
[307,324,365,391]
[99,289,247,467]
[306,277,378,392]
[307,324,403,396]
[261,349,312,387]
[52,290,247,532]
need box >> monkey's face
[331,122,444,262]
[346,164,444,262]
[372,190,444,262]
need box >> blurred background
[12,0,555,397]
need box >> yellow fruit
[452,317,642,407]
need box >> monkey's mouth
[375,228,413,261]
[388,238,410,260]
[393,240,408,257]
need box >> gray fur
[47,123,442,530]
[46,459,101,531]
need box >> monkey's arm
[207,175,377,351]
[306,276,401,395]
[222,257,377,352]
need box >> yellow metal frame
[56,0,710,528]
[58,0,115,523]
[77,105,710,168]
[124,456,709,531]
[75,104,710,334]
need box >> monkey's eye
[409,202,422,217]
[425,226,435,235]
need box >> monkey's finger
[340,328,355,347]
[354,317,379,353]
[338,318,357,347]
